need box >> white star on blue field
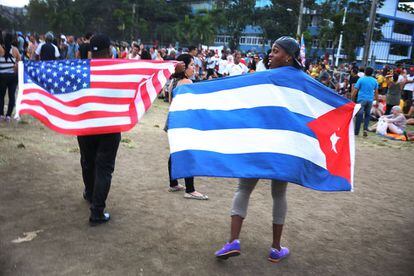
[24,60,91,94]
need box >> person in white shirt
[217,53,228,77]
[128,42,141,60]
[205,50,217,78]
[224,52,248,76]
[402,67,414,113]
[255,54,267,72]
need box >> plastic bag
[376,118,388,135]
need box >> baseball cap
[273,36,302,68]
[90,34,110,52]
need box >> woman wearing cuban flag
[215,36,303,263]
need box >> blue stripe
[168,107,316,138]
[173,66,350,108]
[171,150,351,192]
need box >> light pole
[296,0,305,38]
[335,7,347,67]
[362,0,378,67]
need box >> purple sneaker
[268,246,289,263]
[215,239,241,259]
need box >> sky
[0,0,413,9]
[0,0,29,7]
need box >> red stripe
[138,82,151,111]
[90,82,138,90]
[90,59,177,66]
[19,109,135,136]
[152,70,166,96]
[90,68,160,75]
[129,102,138,126]
[23,89,134,107]
[20,99,130,121]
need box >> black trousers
[0,74,18,116]
[168,156,194,193]
[77,133,121,215]
[402,90,413,114]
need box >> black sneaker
[89,212,110,226]
[363,131,368,137]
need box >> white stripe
[23,83,135,101]
[19,103,131,129]
[16,61,24,119]
[349,104,361,191]
[146,77,157,102]
[91,62,175,71]
[135,82,146,120]
[168,128,327,169]
[90,74,149,83]
[170,84,334,119]
[21,93,130,114]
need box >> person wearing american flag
[75,34,120,225]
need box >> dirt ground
[0,99,413,276]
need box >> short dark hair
[171,54,193,79]
[392,73,399,82]
[188,45,197,52]
[365,67,374,76]
[85,32,93,40]
[140,49,151,60]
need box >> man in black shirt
[349,67,360,102]
[35,32,60,61]
[77,34,120,226]
[77,32,93,59]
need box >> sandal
[168,184,185,192]
[184,191,209,200]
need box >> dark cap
[90,34,110,52]
[273,36,302,68]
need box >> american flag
[17,59,176,135]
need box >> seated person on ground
[369,106,407,135]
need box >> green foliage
[314,0,387,62]
[23,0,191,43]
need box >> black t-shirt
[79,43,90,59]
[40,43,56,61]
[349,75,359,87]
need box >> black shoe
[89,212,110,226]
[363,131,368,137]
[83,191,92,204]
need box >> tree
[314,0,387,62]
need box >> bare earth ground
[0,99,413,276]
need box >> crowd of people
[1,29,413,265]
[1,30,414,134]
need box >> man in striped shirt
[77,34,120,226]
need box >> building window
[240,37,246,44]
[215,36,225,43]
[312,39,319,48]
[225,36,230,43]
[389,44,409,56]
[326,40,333,49]
[393,21,413,36]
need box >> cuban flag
[167,67,360,191]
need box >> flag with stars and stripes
[17,59,176,135]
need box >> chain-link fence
[357,23,414,66]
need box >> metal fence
[359,24,414,66]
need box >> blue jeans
[355,100,372,135]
